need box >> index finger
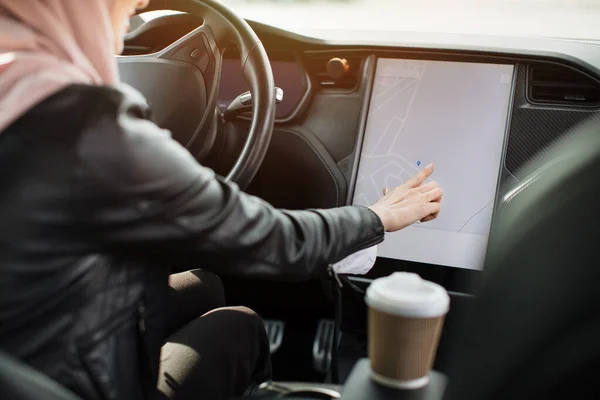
[407,163,434,188]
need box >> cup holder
[276,387,341,399]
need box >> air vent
[528,64,600,107]
[304,54,363,89]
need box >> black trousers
[155,270,272,400]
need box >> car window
[209,0,599,41]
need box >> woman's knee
[205,306,263,330]
[159,306,271,399]
[191,269,224,300]
[226,305,258,317]
[214,307,271,377]
[176,269,223,291]
[169,269,225,309]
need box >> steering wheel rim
[134,0,276,189]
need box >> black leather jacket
[0,85,384,400]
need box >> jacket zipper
[328,265,344,288]
[137,301,147,334]
[136,300,153,394]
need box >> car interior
[2,0,600,399]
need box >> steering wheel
[119,0,276,189]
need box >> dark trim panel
[247,20,600,79]
[232,51,315,124]
[524,62,600,110]
[344,54,376,206]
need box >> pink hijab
[0,0,119,133]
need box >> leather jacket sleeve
[74,87,385,280]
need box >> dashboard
[124,14,600,291]
[218,49,311,121]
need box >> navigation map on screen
[352,59,514,270]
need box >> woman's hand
[368,163,443,232]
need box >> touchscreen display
[352,58,514,270]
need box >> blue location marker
[417,161,421,166]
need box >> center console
[240,359,446,400]
[341,359,446,400]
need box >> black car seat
[0,350,82,400]
[443,114,600,400]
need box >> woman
[0,1,443,399]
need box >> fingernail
[426,163,434,169]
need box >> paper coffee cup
[366,272,449,389]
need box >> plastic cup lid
[365,272,450,318]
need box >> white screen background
[352,59,514,270]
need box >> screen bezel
[346,56,518,273]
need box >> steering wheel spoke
[157,16,229,69]
[123,0,276,189]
